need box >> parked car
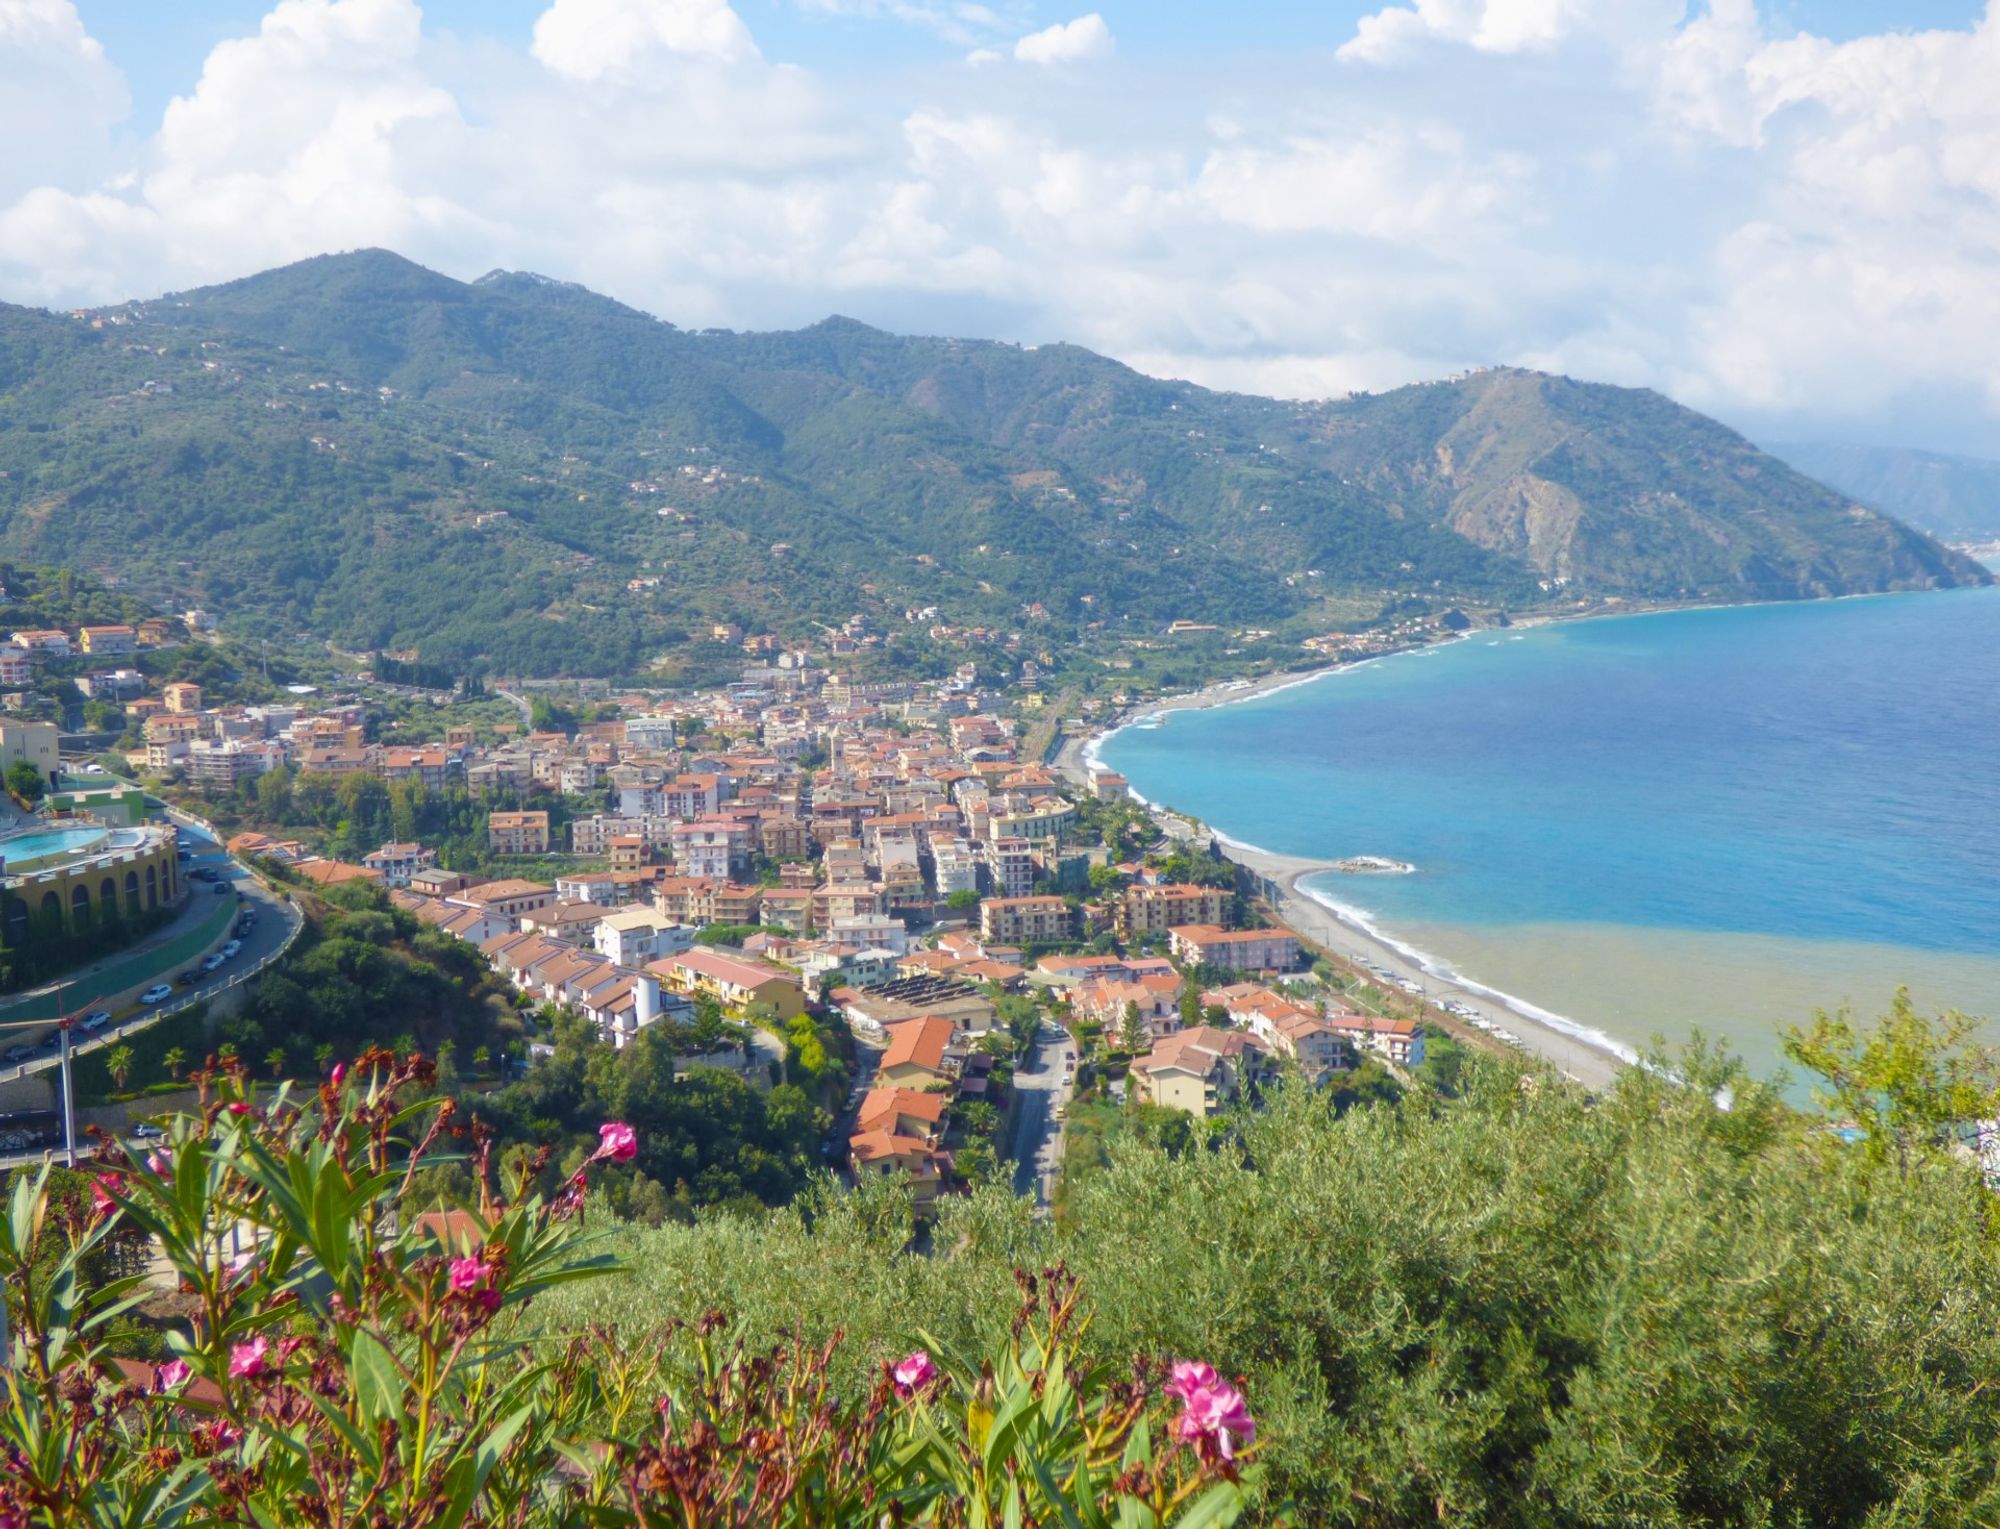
[212,882,233,895]
[139,985,172,1004]
[176,969,201,986]
[201,954,225,973]
[220,940,242,959]
[130,1122,164,1140]
[79,1010,111,1033]
[2,1044,32,1066]
[187,866,214,881]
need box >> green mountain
[1765,440,2000,543]
[0,250,1983,676]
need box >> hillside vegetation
[1768,439,2000,542]
[538,1037,2000,1527]
[0,250,1983,675]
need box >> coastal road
[1008,1019,1076,1209]
[0,824,302,1089]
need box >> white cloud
[1013,13,1112,65]
[531,0,760,78]
[0,0,130,201]
[1339,0,1683,64]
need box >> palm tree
[106,1045,134,1093]
[265,1046,288,1080]
[314,1042,336,1077]
[163,1046,186,1081]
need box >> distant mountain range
[0,250,1984,676]
[1764,441,2000,544]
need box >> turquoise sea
[1096,586,2000,1079]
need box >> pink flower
[90,1173,124,1219]
[226,1103,251,1117]
[155,1358,191,1391]
[594,1121,638,1163]
[448,1256,492,1293]
[891,1350,938,1397]
[1170,1368,1256,1462]
[227,1252,257,1283]
[227,1337,270,1380]
[146,1149,172,1175]
[329,1062,346,1087]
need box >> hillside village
[3,607,1450,1207]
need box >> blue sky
[11,1,2000,453]
[77,1,1989,125]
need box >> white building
[593,906,697,967]
[827,914,911,956]
[624,715,678,752]
[930,839,980,897]
[984,836,1035,899]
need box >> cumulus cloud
[0,0,130,201]
[1339,0,1684,64]
[3,0,2000,448]
[531,0,760,79]
[1013,13,1112,65]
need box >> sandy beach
[1051,666,1633,1093]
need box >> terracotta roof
[848,1129,937,1167]
[881,1016,955,1074]
[857,1086,948,1133]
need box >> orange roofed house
[646,946,807,1020]
[1127,1026,1273,1119]
[1167,925,1303,974]
[848,1128,944,1212]
[487,810,551,855]
[877,1015,960,1088]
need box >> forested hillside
[1767,440,2000,541]
[0,250,1982,675]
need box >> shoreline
[1049,584,1990,1089]
[1047,603,1721,1090]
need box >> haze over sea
[1098,585,2000,1080]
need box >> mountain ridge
[0,249,1983,676]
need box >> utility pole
[56,1011,77,1170]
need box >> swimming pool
[0,827,111,870]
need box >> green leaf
[350,1328,404,1423]
[1167,1481,1249,1529]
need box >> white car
[139,985,172,1004]
[221,940,242,959]
[202,954,226,973]
[79,1010,111,1033]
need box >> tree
[264,1047,289,1080]
[5,760,43,803]
[163,1047,185,1082]
[945,889,981,912]
[1120,1001,1147,1055]
[105,1045,134,1092]
[1178,978,1202,1030]
[255,766,293,822]
[314,1042,336,1077]
[1783,987,2000,1177]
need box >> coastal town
[0,605,1495,1204]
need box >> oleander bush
[0,1050,1262,1527]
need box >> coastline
[1049,584,1995,1089]
[1049,612,1656,1090]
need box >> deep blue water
[1098,588,2000,958]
